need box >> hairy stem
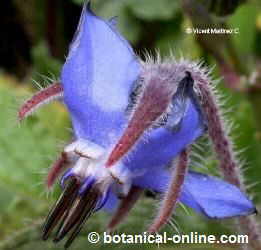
[197,77,261,250]
[148,149,189,233]
[197,80,241,186]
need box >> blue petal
[102,190,119,213]
[133,169,255,218]
[133,167,169,192]
[124,98,204,173]
[61,3,141,147]
[180,171,256,218]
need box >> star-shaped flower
[18,2,255,249]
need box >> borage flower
[19,2,255,249]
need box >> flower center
[42,139,133,248]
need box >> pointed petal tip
[62,0,140,142]
[81,0,93,17]
[85,0,91,9]
[179,171,257,219]
[242,205,258,217]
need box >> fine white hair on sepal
[190,137,213,172]
[33,72,59,89]
[141,52,253,198]
[14,74,62,122]
[193,67,246,189]
[18,82,63,122]
[167,216,181,234]
[32,79,45,91]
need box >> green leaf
[228,3,259,55]
[0,76,70,238]
[127,0,180,21]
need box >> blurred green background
[0,0,260,249]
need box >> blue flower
[41,2,255,248]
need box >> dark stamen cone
[64,194,98,249]
[54,188,99,246]
[42,177,79,240]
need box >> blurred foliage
[0,0,261,250]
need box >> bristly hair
[17,47,260,248]
[18,82,63,122]
[139,53,260,244]
[141,52,243,186]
